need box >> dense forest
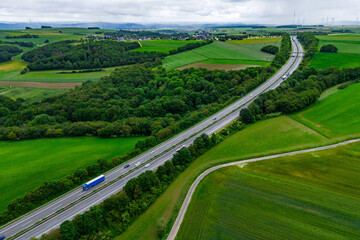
[22,40,164,70]
[0,45,23,63]
[0,65,273,141]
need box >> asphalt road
[167,138,360,240]
[0,36,303,239]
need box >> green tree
[60,220,76,240]
[240,108,255,124]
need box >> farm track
[167,138,360,240]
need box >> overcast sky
[1,0,359,25]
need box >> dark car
[124,164,130,169]
[0,235,5,240]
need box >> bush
[320,44,338,53]
[261,45,279,55]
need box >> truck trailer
[83,175,105,191]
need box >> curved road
[0,36,303,239]
[167,138,360,240]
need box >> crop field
[177,142,360,240]
[132,40,200,53]
[0,86,67,104]
[292,82,360,138]
[1,66,118,83]
[0,136,144,212]
[309,34,360,69]
[163,41,275,69]
[116,82,360,240]
[199,59,271,66]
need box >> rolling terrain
[175,142,360,240]
[162,40,277,69]
[0,36,302,239]
[117,82,360,240]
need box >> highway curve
[167,138,360,240]
[0,36,303,239]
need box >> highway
[0,36,303,239]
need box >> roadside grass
[1,66,118,83]
[0,86,67,104]
[132,40,201,53]
[177,142,360,240]
[309,53,360,69]
[0,136,144,213]
[115,80,360,240]
[291,82,360,138]
[163,41,274,69]
[310,34,360,69]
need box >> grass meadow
[309,34,360,69]
[1,66,119,83]
[177,142,360,240]
[0,136,144,213]
[132,40,201,53]
[0,86,67,104]
[115,81,360,240]
[163,41,276,69]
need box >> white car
[151,151,155,155]
[145,164,150,168]
[282,75,287,80]
[135,162,141,167]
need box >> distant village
[83,31,214,41]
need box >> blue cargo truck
[83,175,105,191]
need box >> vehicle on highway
[0,235,5,240]
[135,162,141,166]
[151,151,155,155]
[145,164,150,167]
[82,175,105,191]
[282,75,287,80]
[213,117,217,120]
[124,164,130,169]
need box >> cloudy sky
[0,0,359,25]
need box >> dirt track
[0,81,82,89]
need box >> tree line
[297,32,319,67]
[271,33,291,68]
[0,40,35,47]
[240,66,360,124]
[22,40,164,71]
[0,45,23,63]
[5,34,39,39]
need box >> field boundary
[167,138,360,240]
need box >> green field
[0,136,144,212]
[0,66,119,83]
[177,142,360,240]
[116,81,360,240]
[163,41,275,69]
[309,34,360,69]
[0,86,67,103]
[199,59,271,66]
[132,40,201,53]
[292,82,360,138]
